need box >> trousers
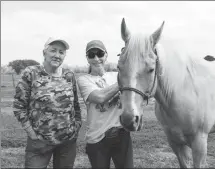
[86,128,133,169]
[25,137,77,168]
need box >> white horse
[117,18,215,168]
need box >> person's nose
[54,52,61,58]
[94,55,100,61]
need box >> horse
[117,18,215,168]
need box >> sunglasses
[87,50,105,59]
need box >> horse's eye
[148,68,154,73]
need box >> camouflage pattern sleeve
[65,70,82,133]
[72,73,82,130]
[13,67,32,129]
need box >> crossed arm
[87,82,119,104]
[77,75,120,105]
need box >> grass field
[1,74,215,168]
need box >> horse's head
[118,18,164,131]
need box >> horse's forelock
[119,33,153,66]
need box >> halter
[117,49,159,105]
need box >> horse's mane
[120,33,215,103]
[156,38,215,103]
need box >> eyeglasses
[87,50,105,59]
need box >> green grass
[1,74,215,168]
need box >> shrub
[62,62,118,74]
[8,59,40,74]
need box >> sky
[1,1,215,67]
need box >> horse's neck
[154,76,170,111]
[153,46,188,110]
[154,58,180,111]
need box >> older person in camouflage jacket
[13,37,82,168]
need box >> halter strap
[118,85,150,104]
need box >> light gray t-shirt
[77,72,122,144]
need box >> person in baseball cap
[85,40,108,74]
[13,36,82,169]
[42,37,70,69]
[77,39,134,169]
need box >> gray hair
[44,44,50,51]
[43,44,50,55]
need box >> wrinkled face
[44,41,66,68]
[86,48,107,69]
[118,18,164,131]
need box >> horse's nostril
[135,116,139,123]
[119,115,123,124]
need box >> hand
[25,126,38,140]
[96,78,107,88]
[96,81,104,88]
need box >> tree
[8,59,40,74]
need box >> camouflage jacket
[13,65,82,145]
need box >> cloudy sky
[2,1,215,66]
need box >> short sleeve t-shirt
[77,72,122,144]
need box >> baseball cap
[44,37,70,50]
[86,40,107,53]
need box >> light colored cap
[44,37,70,50]
[86,40,107,53]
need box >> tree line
[3,59,118,75]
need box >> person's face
[43,42,66,68]
[86,48,107,68]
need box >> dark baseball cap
[86,40,107,53]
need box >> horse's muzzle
[119,114,143,131]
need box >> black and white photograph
[1,1,215,168]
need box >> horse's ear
[150,21,165,46]
[204,55,215,61]
[121,18,130,42]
